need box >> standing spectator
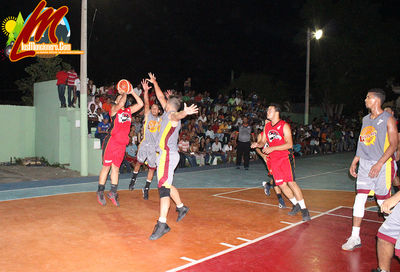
[66,68,78,107]
[133,83,142,97]
[74,77,80,108]
[184,77,191,93]
[236,117,253,170]
[88,79,96,96]
[88,104,99,134]
[56,68,68,108]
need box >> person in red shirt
[252,103,311,221]
[96,83,144,207]
[66,68,78,107]
[56,69,68,108]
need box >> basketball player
[342,89,398,251]
[373,191,400,272]
[251,103,311,221]
[384,106,400,193]
[254,128,286,208]
[129,79,160,200]
[96,82,144,207]
[146,73,198,240]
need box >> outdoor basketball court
[0,152,399,271]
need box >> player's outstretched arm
[141,79,151,115]
[146,73,167,110]
[128,87,144,114]
[171,103,198,122]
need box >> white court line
[236,237,251,242]
[212,167,348,197]
[327,212,383,224]
[220,242,235,248]
[166,206,343,272]
[180,257,196,262]
[214,195,323,214]
[280,221,294,225]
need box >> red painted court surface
[0,188,399,271]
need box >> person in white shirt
[133,83,142,97]
[73,78,80,107]
[198,113,207,123]
[223,140,235,163]
[205,126,215,139]
[211,137,226,163]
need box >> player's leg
[97,135,112,206]
[107,163,121,206]
[376,238,394,272]
[170,185,189,222]
[130,146,146,190]
[97,165,110,206]
[142,167,156,200]
[273,183,286,208]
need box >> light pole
[304,28,323,125]
[80,0,88,176]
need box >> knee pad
[353,194,368,218]
[158,187,171,198]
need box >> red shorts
[269,154,295,186]
[102,135,126,167]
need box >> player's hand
[165,89,173,99]
[184,103,198,115]
[263,146,273,154]
[380,197,398,214]
[141,79,151,92]
[349,163,358,178]
[146,72,157,84]
[251,142,259,149]
[368,162,383,178]
[126,83,135,95]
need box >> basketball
[117,79,132,93]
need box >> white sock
[298,199,306,209]
[177,203,184,208]
[351,226,360,238]
[134,171,138,174]
[158,217,167,223]
[289,197,297,205]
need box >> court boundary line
[166,206,343,272]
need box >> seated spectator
[205,125,215,139]
[102,96,113,114]
[190,138,205,166]
[120,139,137,173]
[178,134,197,167]
[204,137,213,165]
[310,137,321,154]
[88,104,99,134]
[95,116,110,145]
[223,140,235,163]
[211,137,226,164]
[88,95,102,112]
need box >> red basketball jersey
[263,120,289,158]
[109,107,132,145]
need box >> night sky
[1,1,399,106]
[0,0,306,100]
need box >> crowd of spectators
[55,72,360,171]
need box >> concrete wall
[0,105,35,162]
[33,80,102,175]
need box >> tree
[300,0,400,115]
[224,73,290,102]
[15,56,71,105]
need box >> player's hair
[167,96,181,111]
[269,103,282,113]
[368,88,385,104]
